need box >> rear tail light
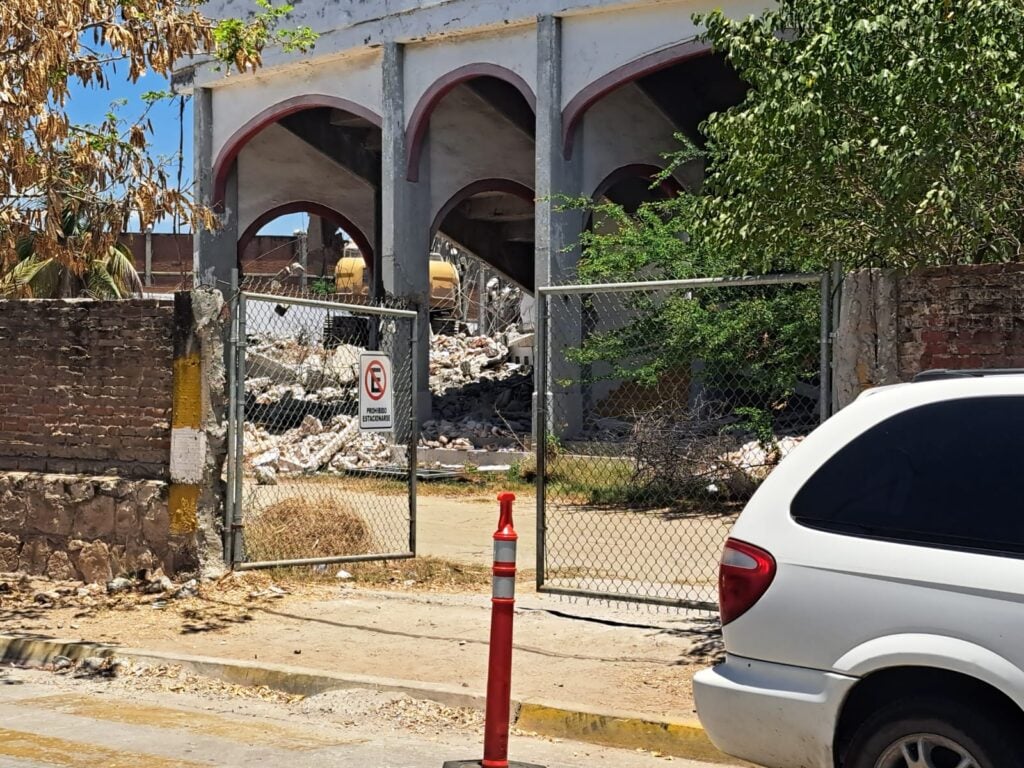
[719,538,776,625]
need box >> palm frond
[104,243,143,298]
[85,263,122,300]
[14,234,36,261]
[5,256,64,298]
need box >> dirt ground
[245,479,730,604]
[1,479,730,721]
[0,571,720,721]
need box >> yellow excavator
[331,246,462,337]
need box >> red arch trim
[237,201,374,268]
[562,40,712,160]
[406,64,537,183]
[430,178,536,236]
[591,163,683,201]
[213,95,382,209]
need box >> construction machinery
[325,246,462,346]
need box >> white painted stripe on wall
[170,427,207,485]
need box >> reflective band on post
[494,540,517,564]
[492,575,516,599]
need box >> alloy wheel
[875,733,979,768]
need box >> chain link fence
[535,275,831,609]
[226,287,418,570]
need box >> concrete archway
[406,64,536,182]
[559,41,752,161]
[238,201,373,264]
[591,163,682,206]
[213,95,382,207]
[431,179,536,290]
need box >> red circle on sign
[364,360,387,402]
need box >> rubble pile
[246,337,361,407]
[421,330,532,450]
[429,333,515,394]
[245,415,402,484]
[244,330,534,461]
[710,436,805,497]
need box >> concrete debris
[106,577,134,594]
[254,466,278,486]
[244,330,535,459]
[429,333,515,395]
[243,415,394,474]
[711,436,805,497]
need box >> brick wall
[895,263,1024,377]
[834,264,1024,407]
[0,299,174,479]
[118,232,331,293]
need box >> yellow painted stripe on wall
[168,483,199,535]
[171,351,202,430]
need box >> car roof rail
[913,368,1024,383]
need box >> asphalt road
[0,667,734,768]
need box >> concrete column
[382,42,432,424]
[193,87,238,293]
[144,227,153,287]
[294,228,309,291]
[535,15,584,437]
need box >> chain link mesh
[537,277,826,609]
[231,289,416,568]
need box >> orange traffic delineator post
[443,493,544,768]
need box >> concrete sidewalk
[1,583,724,760]
[0,668,735,768]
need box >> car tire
[843,696,1023,768]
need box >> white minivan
[694,371,1024,768]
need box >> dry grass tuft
[244,499,373,563]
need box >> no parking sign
[359,353,394,432]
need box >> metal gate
[226,289,418,570]
[535,274,832,609]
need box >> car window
[791,396,1024,555]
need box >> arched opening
[561,47,747,202]
[431,179,536,291]
[210,95,382,297]
[213,96,382,207]
[406,65,535,182]
[235,204,371,293]
[591,164,682,215]
[562,43,746,160]
[422,179,537,452]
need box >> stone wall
[0,298,175,479]
[0,292,227,583]
[0,473,184,582]
[834,264,1024,408]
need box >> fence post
[231,290,247,566]
[295,229,308,291]
[145,226,154,287]
[224,269,239,564]
[534,290,548,593]
[830,261,843,415]
[408,311,419,557]
[819,272,832,424]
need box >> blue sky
[66,69,305,236]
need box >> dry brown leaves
[0,0,264,270]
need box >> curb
[0,634,733,764]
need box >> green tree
[571,0,1024,417]
[696,0,1024,272]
